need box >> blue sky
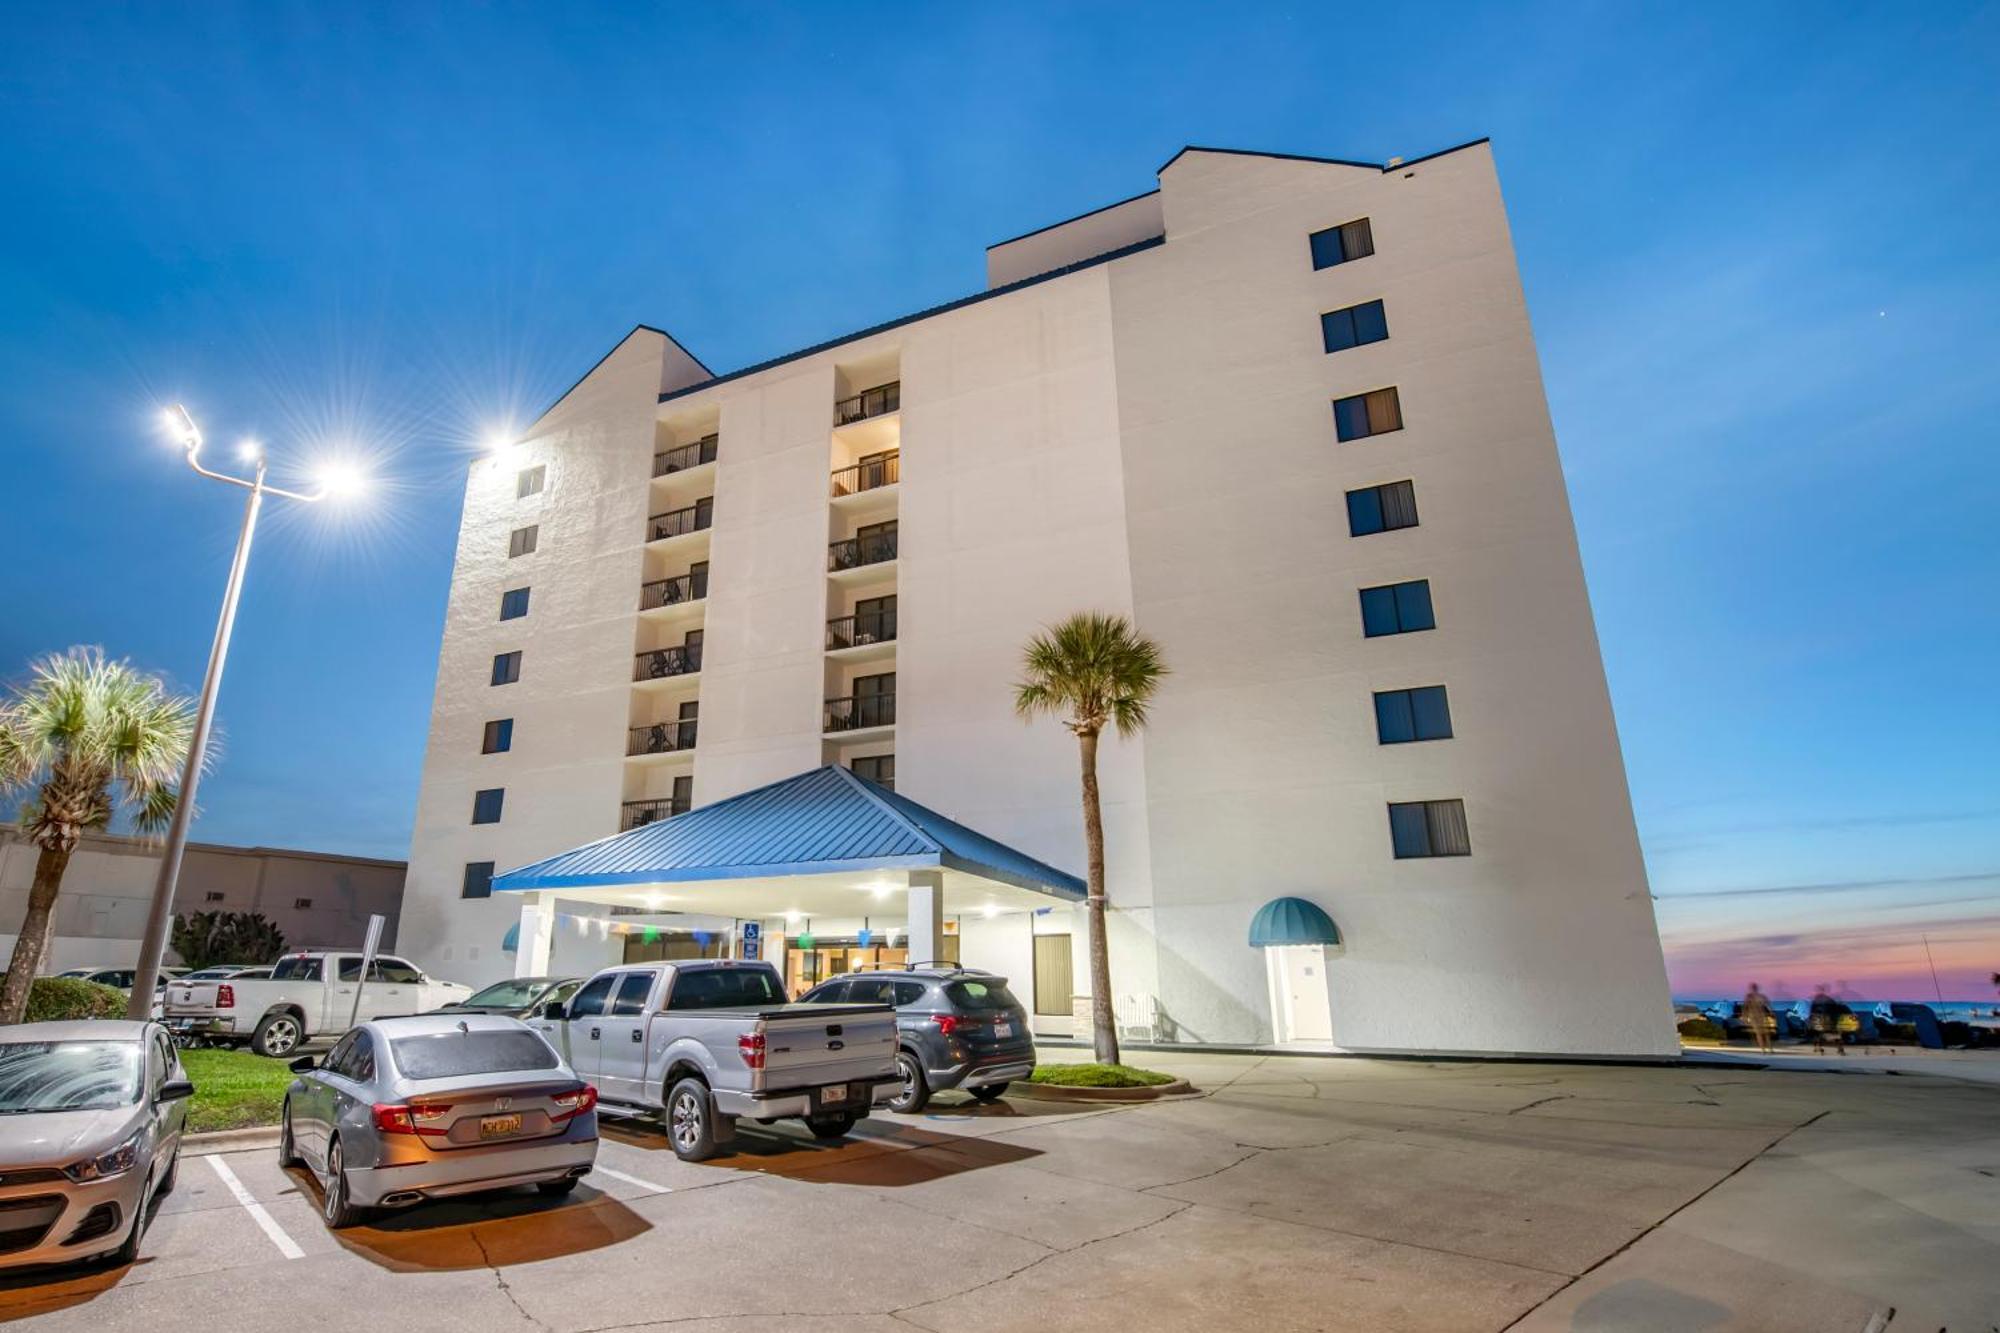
[2,4,1996,995]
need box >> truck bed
[669,1002,893,1021]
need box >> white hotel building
[398,140,1677,1058]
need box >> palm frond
[1013,612,1168,737]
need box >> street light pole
[126,407,345,1019]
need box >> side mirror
[539,1001,567,1022]
[157,1078,195,1103]
[288,1055,318,1074]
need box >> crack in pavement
[471,1227,549,1332]
[1507,1095,1574,1115]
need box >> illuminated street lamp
[126,405,364,1018]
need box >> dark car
[800,966,1034,1112]
[431,976,583,1020]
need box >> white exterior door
[1267,946,1333,1044]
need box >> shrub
[23,977,126,1022]
[171,911,286,971]
[1676,1016,1726,1042]
[1028,1062,1177,1088]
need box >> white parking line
[592,1163,673,1196]
[205,1154,305,1259]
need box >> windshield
[182,968,238,981]
[390,1030,560,1080]
[271,957,324,981]
[463,979,554,1009]
[945,979,1022,1011]
[666,966,785,1010]
[0,1042,142,1113]
[55,969,95,979]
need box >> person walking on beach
[1742,982,1775,1053]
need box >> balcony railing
[648,503,712,541]
[831,452,899,498]
[825,692,896,732]
[627,720,698,756]
[621,796,689,830]
[828,529,898,572]
[640,570,708,610]
[634,645,702,681]
[654,435,718,476]
[826,610,897,651]
[834,381,899,427]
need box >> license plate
[994,1021,1013,1037]
[479,1113,522,1138]
[820,1084,848,1105]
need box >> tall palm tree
[1015,612,1166,1065]
[0,649,196,1024]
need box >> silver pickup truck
[527,959,898,1161]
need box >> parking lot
[2,1048,1995,1332]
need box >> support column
[515,892,555,979]
[906,870,945,966]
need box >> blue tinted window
[1309,228,1346,269]
[1333,395,1371,441]
[491,651,522,685]
[1360,580,1435,637]
[471,788,505,825]
[461,862,495,900]
[1310,218,1374,270]
[1388,802,1432,857]
[1409,686,1453,740]
[1352,300,1389,344]
[1376,687,1452,744]
[1388,799,1470,857]
[482,718,513,754]
[1374,691,1417,744]
[1323,300,1388,353]
[1322,308,1358,353]
[1359,586,1401,637]
[1348,481,1416,536]
[1394,580,1435,631]
[500,587,530,621]
[1347,488,1385,536]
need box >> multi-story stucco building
[398,140,1677,1057]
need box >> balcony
[825,691,895,734]
[633,645,701,682]
[654,435,718,476]
[826,610,897,652]
[828,528,898,574]
[834,381,899,427]
[627,719,698,757]
[647,502,712,542]
[640,570,708,611]
[831,452,899,499]
[621,796,689,830]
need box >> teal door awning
[1249,897,1341,947]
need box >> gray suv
[800,966,1034,1112]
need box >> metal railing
[654,435,718,476]
[825,692,896,732]
[627,720,698,756]
[648,503,712,541]
[830,452,899,497]
[828,528,898,572]
[621,797,690,830]
[640,570,708,609]
[834,381,899,427]
[826,610,897,650]
[634,645,702,680]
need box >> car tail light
[931,1014,960,1037]
[373,1101,454,1137]
[372,1103,415,1134]
[216,984,234,1009]
[738,1032,766,1070]
[551,1084,598,1123]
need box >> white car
[164,951,471,1057]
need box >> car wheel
[277,1101,302,1168]
[807,1112,858,1140]
[888,1051,930,1113]
[156,1144,181,1195]
[536,1177,580,1197]
[104,1200,146,1267]
[968,1083,1010,1103]
[251,1012,303,1058]
[321,1136,366,1229]
[665,1077,718,1162]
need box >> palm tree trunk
[0,845,72,1024]
[1077,728,1119,1065]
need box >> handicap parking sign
[741,920,761,959]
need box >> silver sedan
[280,1013,597,1228]
[0,1021,192,1268]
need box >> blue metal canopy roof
[491,765,1085,900]
[1249,897,1341,947]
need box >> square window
[471,788,505,825]
[1373,691,1417,744]
[1309,217,1374,270]
[1347,481,1418,536]
[1346,488,1385,536]
[499,586,530,621]
[462,861,495,900]
[1334,387,1403,442]
[482,718,513,754]
[1394,579,1435,631]
[509,525,538,558]
[1322,299,1389,354]
[491,651,522,685]
[1359,579,1435,637]
[1375,686,1453,744]
[1409,685,1453,740]
[1389,799,1471,858]
[516,465,545,498]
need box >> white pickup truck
[163,950,472,1056]
[528,959,898,1161]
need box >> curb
[1012,1079,1195,1103]
[185,1126,281,1156]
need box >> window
[292,897,313,910]
[509,525,538,558]
[516,465,545,498]
[852,754,895,790]
[1334,387,1404,442]
[1388,799,1472,858]
[1322,299,1390,354]
[1359,580,1436,637]
[1347,481,1419,537]
[272,956,323,982]
[472,788,505,824]
[806,979,851,1003]
[892,981,929,1006]
[499,587,530,621]
[491,651,522,686]
[609,972,654,1016]
[1310,217,1374,269]
[1374,686,1454,744]
[846,977,895,1005]
[462,861,495,900]
[667,967,786,1010]
[482,719,513,754]
[566,973,617,1019]
[372,957,423,984]
[204,891,225,903]
[390,1030,559,1079]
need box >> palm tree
[0,649,196,1024]
[1015,612,1166,1065]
